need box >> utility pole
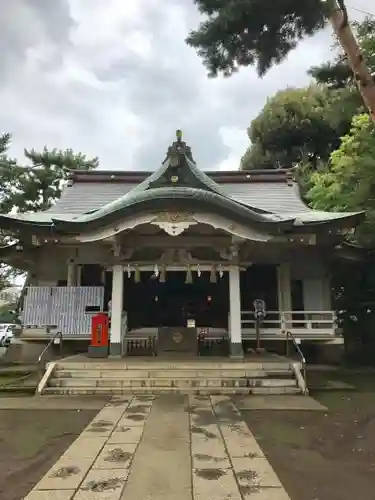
[325,0,375,121]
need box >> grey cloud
[0,0,74,80]
[1,0,372,173]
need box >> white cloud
[0,0,373,171]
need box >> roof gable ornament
[148,129,228,194]
[164,129,195,166]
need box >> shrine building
[0,131,364,359]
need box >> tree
[240,16,375,177]
[0,133,17,290]
[187,0,375,121]
[1,146,99,214]
[309,17,375,91]
[307,113,375,247]
[307,114,375,362]
[0,134,99,289]
[240,85,359,172]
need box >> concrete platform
[234,395,328,411]
[0,396,108,410]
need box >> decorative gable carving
[151,212,197,236]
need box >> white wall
[291,254,331,311]
[34,243,111,284]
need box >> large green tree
[0,134,14,290]
[307,113,375,247]
[240,85,359,171]
[240,16,375,174]
[0,134,99,289]
[187,0,375,121]
[307,114,375,361]
[1,143,99,214]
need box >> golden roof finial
[176,129,182,141]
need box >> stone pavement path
[24,395,291,500]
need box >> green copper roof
[0,131,366,236]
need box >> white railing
[241,310,336,339]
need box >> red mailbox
[88,312,109,357]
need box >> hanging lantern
[219,264,224,278]
[210,264,217,283]
[154,263,159,278]
[159,266,166,283]
[185,265,193,284]
[127,264,131,278]
[197,264,201,278]
[134,266,140,283]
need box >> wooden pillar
[67,260,76,286]
[228,265,243,358]
[76,265,82,286]
[277,263,292,329]
[109,264,124,357]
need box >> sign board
[253,299,266,319]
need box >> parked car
[0,324,15,347]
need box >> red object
[90,313,109,347]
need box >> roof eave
[50,189,296,235]
[0,215,54,233]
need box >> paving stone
[104,401,131,410]
[219,423,265,458]
[117,414,148,427]
[74,468,129,500]
[190,423,221,441]
[125,402,152,414]
[211,397,242,421]
[92,443,137,469]
[34,458,93,490]
[192,468,242,500]
[121,395,191,500]
[232,457,282,488]
[192,453,231,470]
[239,486,291,500]
[62,437,107,459]
[91,409,125,423]
[82,420,117,437]
[24,491,76,500]
[107,397,132,404]
[189,396,211,407]
[107,426,144,444]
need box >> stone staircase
[40,356,303,396]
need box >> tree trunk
[328,2,375,122]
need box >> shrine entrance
[125,271,229,330]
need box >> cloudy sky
[0,0,372,171]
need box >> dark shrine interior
[78,264,305,330]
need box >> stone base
[230,342,244,359]
[109,342,122,357]
[158,327,197,355]
[88,345,109,358]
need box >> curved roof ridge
[52,186,291,226]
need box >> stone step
[42,386,302,396]
[53,368,292,379]
[54,361,294,371]
[48,377,297,388]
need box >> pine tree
[187,0,375,121]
